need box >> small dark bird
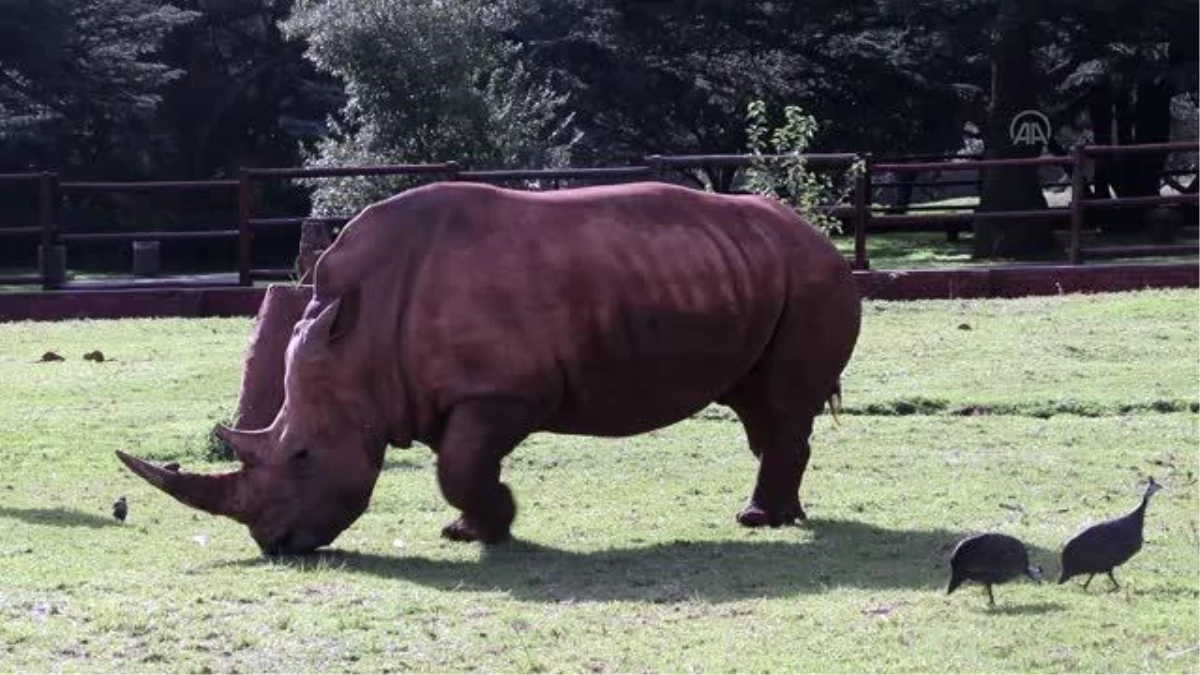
[83,350,105,362]
[947,533,1043,606]
[112,496,128,523]
[39,351,64,362]
[1059,476,1162,590]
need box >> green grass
[0,290,1197,673]
[830,230,1199,270]
[832,231,977,269]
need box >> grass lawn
[829,230,1199,270]
[0,290,1197,673]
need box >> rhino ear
[294,289,358,362]
[215,424,269,467]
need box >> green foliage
[153,0,340,179]
[204,417,235,462]
[743,100,864,233]
[0,0,197,174]
[283,0,580,216]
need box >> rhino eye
[292,449,310,462]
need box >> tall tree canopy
[0,0,1193,258]
[282,0,579,214]
[156,0,339,179]
[0,0,196,175]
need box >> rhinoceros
[118,181,861,554]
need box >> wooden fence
[0,142,1195,290]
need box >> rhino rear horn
[116,451,249,523]
[214,424,269,467]
[295,291,358,361]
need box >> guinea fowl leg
[1107,571,1120,591]
[986,584,995,607]
[1082,574,1095,590]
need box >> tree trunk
[1098,77,1172,235]
[1088,80,1113,199]
[974,0,1054,259]
[1128,78,1171,193]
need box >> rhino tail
[826,381,843,427]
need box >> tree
[155,0,340,179]
[975,0,1054,258]
[508,0,979,190]
[874,0,1196,257]
[282,0,580,215]
[0,0,196,176]
[744,100,864,233]
[1008,0,1198,244]
[1052,0,1198,221]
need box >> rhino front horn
[116,451,249,523]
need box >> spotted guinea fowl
[1059,476,1162,590]
[947,533,1043,607]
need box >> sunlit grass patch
[0,289,1196,672]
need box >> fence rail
[60,179,239,192]
[57,230,239,243]
[2,142,1196,289]
[241,163,459,180]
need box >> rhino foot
[736,501,806,528]
[441,517,512,544]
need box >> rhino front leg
[434,398,534,544]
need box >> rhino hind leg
[434,398,534,544]
[722,322,836,528]
[730,400,816,527]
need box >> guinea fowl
[1059,476,1162,590]
[947,533,1043,607]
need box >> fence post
[38,172,62,290]
[237,170,254,286]
[852,155,871,271]
[1068,147,1086,265]
[646,155,664,181]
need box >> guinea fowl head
[1144,476,1162,499]
[1136,476,1163,516]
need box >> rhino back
[321,182,850,439]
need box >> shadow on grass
[0,506,120,528]
[223,517,1060,603]
[982,601,1067,615]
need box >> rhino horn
[116,451,249,523]
[214,424,269,467]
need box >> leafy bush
[743,99,863,233]
[283,0,580,217]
